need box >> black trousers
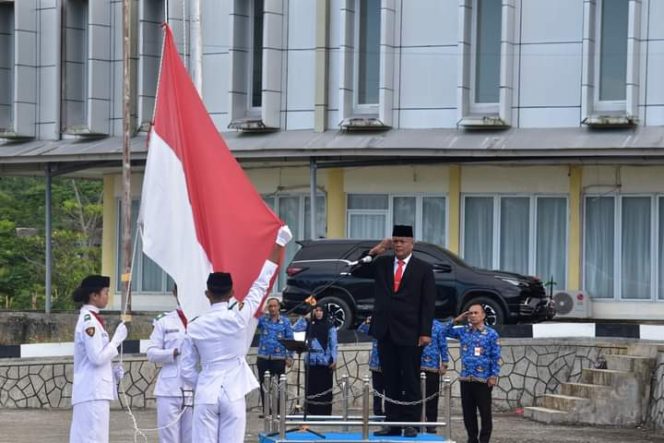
[377,335,422,425]
[424,371,440,432]
[371,370,385,416]
[460,380,493,443]
[257,357,286,409]
[306,365,333,416]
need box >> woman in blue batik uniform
[256,297,294,407]
[293,304,338,415]
[357,316,384,416]
[420,319,449,433]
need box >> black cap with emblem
[207,272,233,295]
[392,225,413,237]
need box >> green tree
[0,177,103,310]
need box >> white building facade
[1,0,664,320]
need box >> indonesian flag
[139,24,283,319]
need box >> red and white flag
[139,24,283,318]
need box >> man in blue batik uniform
[420,319,449,433]
[357,316,384,416]
[442,304,500,443]
[256,297,294,409]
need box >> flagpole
[120,0,132,320]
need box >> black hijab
[308,305,332,350]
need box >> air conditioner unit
[552,290,592,319]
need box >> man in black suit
[353,225,436,437]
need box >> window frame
[247,0,264,116]
[469,0,501,115]
[346,193,448,245]
[592,0,629,113]
[352,0,381,115]
[0,1,14,131]
[461,194,569,282]
[583,193,661,302]
[115,199,172,294]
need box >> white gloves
[113,364,125,384]
[276,225,293,246]
[111,322,128,348]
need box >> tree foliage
[0,177,103,310]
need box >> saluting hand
[453,311,470,324]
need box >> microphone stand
[286,260,368,316]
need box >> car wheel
[462,296,505,326]
[318,295,353,331]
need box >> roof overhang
[1,126,664,176]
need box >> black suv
[282,239,555,330]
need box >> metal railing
[262,371,455,442]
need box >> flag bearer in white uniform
[181,225,292,443]
[69,275,128,443]
[147,284,193,443]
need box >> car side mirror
[433,263,452,273]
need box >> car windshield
[416,243,472,268]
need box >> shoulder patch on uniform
[83,314,91,321]
[85,327,96,337]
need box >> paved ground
[0,408,662,442]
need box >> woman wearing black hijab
[292,304,338,415]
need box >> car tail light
[286,266,307,277]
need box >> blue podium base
[259,431,447,442]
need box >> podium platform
[259,431,448,442]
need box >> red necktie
[176,308,188,330]
[394,260,404,292]
[91,311,105,329]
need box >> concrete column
[326,168,345,238]
[447,165,461,255]
[567,165,582,289]
[314,0,329,132]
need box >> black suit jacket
[354,254,435,346]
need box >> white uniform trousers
[157,396,193,443]
[69,399,110,443]
[193,393,246,443]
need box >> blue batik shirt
[357,322,381,371]
[257,314,294,360]
[441,321,501,382]
[293,317,338,367]
[420,320,449,372]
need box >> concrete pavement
[0,408,662,442]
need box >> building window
[116,200,173,293]
[263,194,326,290]
[463,195,567,288]
[250,0,264,111]
[347,194,447,246]
[137,0,166,128]
[62,0,88,131]
[0,1,13,132]
[595,0,628,110]
[472,0,501,109]
[355,0,380,111]
[584,195,662,301]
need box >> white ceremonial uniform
[69,305,118,443]
[147,309,193,443]
[181,260,278,443]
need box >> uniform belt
[201,357,243,372]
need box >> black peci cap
[207,272,233,294]
[392,225,413,238]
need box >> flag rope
[116,227,188,442]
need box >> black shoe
[374,426,401,436]
[403,427,418,438]
[426,426,437,434]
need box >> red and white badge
[474,346,482,357]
